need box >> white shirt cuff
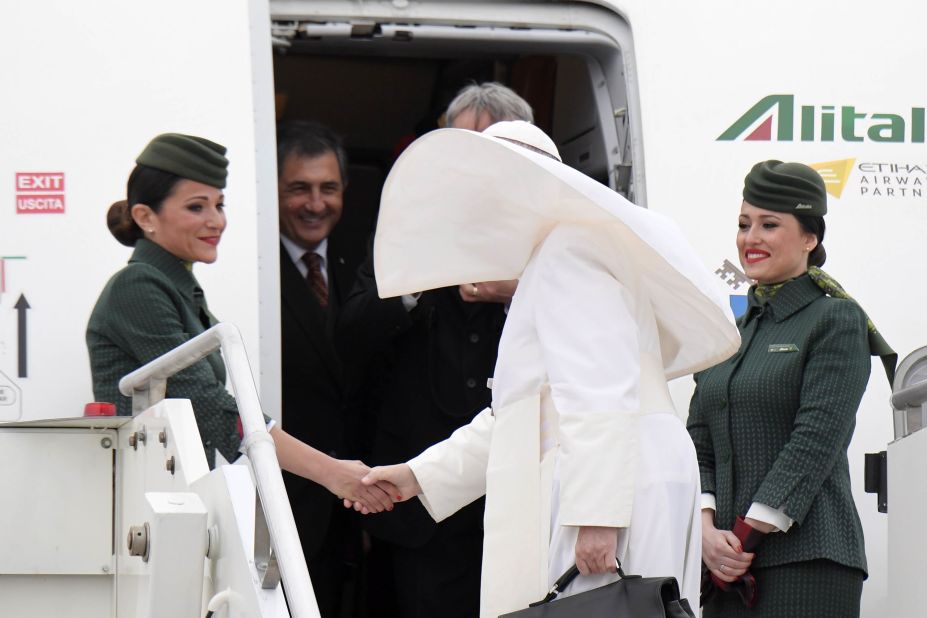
[746,502,793,532]
[401,293,421,311]
[701,493,716,511]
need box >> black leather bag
[499,561,695,618]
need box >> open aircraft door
[0,0,282,424]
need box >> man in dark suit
[338,84,534,618]
[276,120,361,617]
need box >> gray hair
[445,82,534,126]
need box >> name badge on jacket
[768,343,799,353]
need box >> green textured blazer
[86,239,239,467]
[687,274,870,574]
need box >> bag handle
[530,559,633,606]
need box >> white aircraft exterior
[1,1,924,615]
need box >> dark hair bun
[809,243,827,268]
[107,200,142,247]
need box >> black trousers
[381,519,483,618]
[304,508,362,618]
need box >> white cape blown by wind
[374,128,739,378]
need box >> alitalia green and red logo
[718,95,926,143]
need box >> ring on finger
[719,563,726,572]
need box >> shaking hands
[341,463,423,514]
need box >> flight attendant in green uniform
[686,160,896,617]
[87,133,395,513]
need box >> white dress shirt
[701,493,794,532]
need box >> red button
[84,402,116,417]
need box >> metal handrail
[891,380,927,411]
[119,322,319,618]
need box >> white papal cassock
[408,225,702,616]
[373,122,740,618]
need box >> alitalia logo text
[718,94,925,143]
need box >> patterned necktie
[302,252,329,309]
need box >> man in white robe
[359,121,740,617]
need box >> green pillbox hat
[743,160,827,217]
[136,133,228,189]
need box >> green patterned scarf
[807,266,896,384]
[754,268,896,384]
[753,281,787,303]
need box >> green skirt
[703,559,864,618]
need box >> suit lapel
[280,249,343,386]
[327,252,353,317]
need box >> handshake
[327,459,422,515]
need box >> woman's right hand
[324,458,396,514]
[701,509,754,583]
